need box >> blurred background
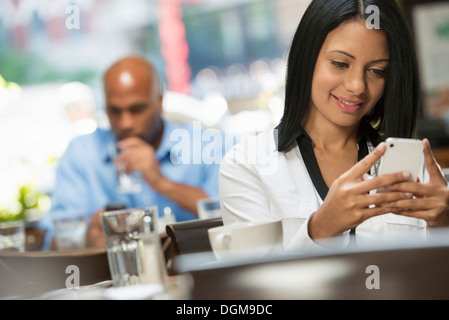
[0,0,448,224]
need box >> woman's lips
[332,94,364,113]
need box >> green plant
[0,184,49,223]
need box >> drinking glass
[116,162,143,194]
[101,206,167,288]
[109,143,142,194]
[0,220,25,252]
[53,215,87,251]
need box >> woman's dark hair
[278,0,420,151]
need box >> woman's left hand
[385,139,449,227]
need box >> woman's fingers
[357,190,413,209]
[423,139,439,176]
[344,142,413,192]
[386,180,446,198]
[345,142,386,179]
[357,171,412,194]
[423,138,447,186]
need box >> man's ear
[157,93,163,113]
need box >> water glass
[0,220,25,252]
[116,162,143,194]
[53,215,87,251]
[109,143,142,194]
[101,206,167,288]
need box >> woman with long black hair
[219,0,449,251]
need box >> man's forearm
[153,177,208,216]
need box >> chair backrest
[0,248,110,298]
[165,217,223,255]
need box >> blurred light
[0,175,18,207]
[224,110,273,134]
[270,57,287,75]
[57,81,96,120]
[0,87,8,111]
[37,194,51,214]
[72,118,97,136]
[201,93,228,126]
[226,63,246,76]
[162,90,203,121]
[0,75,22,113]
[57,82,98,135]
[232,258,354,299]
[268,96,284,124]
[196,68,218,91]
[260,73,278,92]
[249,59,270,80]
[24,192,38,208]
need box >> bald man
[40,56,223,249]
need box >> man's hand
[116,137,164,190]
[116,137,209,216]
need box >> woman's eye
[370,68,387,77]
[331,61,348,68]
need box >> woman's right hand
[308,142,415,240]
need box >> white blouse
[219,129,429,253]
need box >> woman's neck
[303,116,359,150]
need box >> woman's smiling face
[309,19,390,128]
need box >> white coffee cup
[208,220,283,260]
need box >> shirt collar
[102,128,119,163]
[273,123,313,151]
[274,120,380,151]
[155,117,174,161]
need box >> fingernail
[405,192,413,197]
[403,171,411,179]
[362,173,373,181]
[376,143,386,152]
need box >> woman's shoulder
[223,129,278,161]
[220,129,292,177]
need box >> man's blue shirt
[40,119,224,250]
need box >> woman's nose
[344,69,366,97]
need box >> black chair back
[165,217,223,255]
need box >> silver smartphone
[376,137,424,192]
